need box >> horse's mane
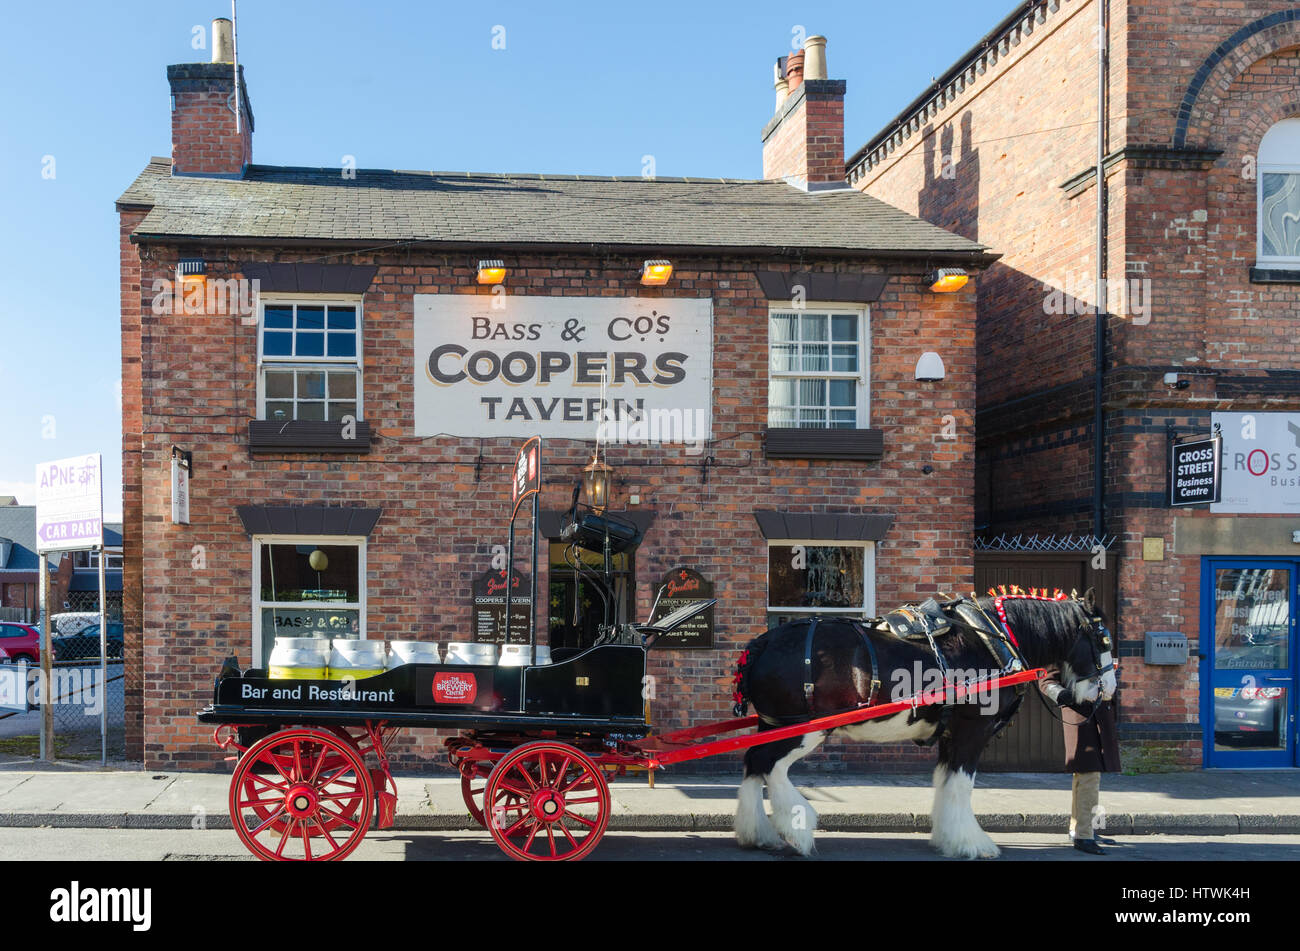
[975,594,1092,662]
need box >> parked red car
[0,622,40,664]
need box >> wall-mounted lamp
[926,268,968,293]
[640,259,673,286]
[582,452,614,513]
[915,351,946,382]
[178,259,206,291]
[476,259,507,285]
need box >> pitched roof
[0,507,40,572]
[118,159,993,262]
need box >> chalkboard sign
[472,568,532,644]
[649,567,715,649]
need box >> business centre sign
[1212,412,1300,514]
[413,295,713,441]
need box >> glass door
[1202,561,1296,767]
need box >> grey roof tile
[118,160,990,258]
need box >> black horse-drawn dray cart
[198,439,1046,861]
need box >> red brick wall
[119,245,978,770]
[120,209,147,762]
[850,0,1300,766]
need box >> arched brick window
[1258,117,1300,267]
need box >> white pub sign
[413,295,713,441]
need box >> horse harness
[800,616,882,709]
[790,596,1025,721]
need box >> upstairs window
[258,300,362,422]
[1259,118,1300,268]
[768,307,868,429]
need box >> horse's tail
[731,632,768,717]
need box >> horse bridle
[1083,612,1116,684]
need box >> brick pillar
[761,79,847,189]
[167,63,254,177]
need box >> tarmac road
[2,827,1297,861]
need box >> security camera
[1164,372,1189,390]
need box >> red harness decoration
[985,586,1069,648]
[731,648,751,709]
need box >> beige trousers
[1070,771,1101,838]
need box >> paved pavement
[0,758,1298,834]
[3,827,1295,861]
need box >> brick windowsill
[248,419,372,453]
[762,427,884,461]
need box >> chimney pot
[803,35,828,80]
[211,17,234,64]
[785,49,805,93]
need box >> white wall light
[915,351,945,382]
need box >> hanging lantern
[582,452,613,513]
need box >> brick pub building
[118,25,993,769]
[851,0,1300,767]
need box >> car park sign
[35,454,104,552]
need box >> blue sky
[0,0,1013,519]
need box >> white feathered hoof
[930,826,1001,860]
[770,789,819,857]
[778,822,818,857]
[929,765,1000,859]
[734,776,785,851]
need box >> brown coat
[1040,673,1121,773]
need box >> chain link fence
[0,660,125,760]
[63,590,123,620]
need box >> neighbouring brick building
[118,25,993,769]
[850,0,1300,768]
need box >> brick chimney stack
[761,34,846,190]
[168,17,254,177]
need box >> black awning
[236,505,382,537]
[755,271,890,303]
[753,510,894,541]
[238,263,378,294]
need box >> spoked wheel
[483,742,610,861]
[460,756,529,832]
[230,728,373,861]
[239,730,365,838]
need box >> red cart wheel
[461,757,530,831]
[238,730,364,838]
[230,728,373,861]
[461,760,493,827]
[483,742,610,861]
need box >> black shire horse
[732,592,1115,859]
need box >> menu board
[649,567,715,649]
[471,568,532,644]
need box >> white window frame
[251,534,367,667]
[766,302,870,429]
[86,549,123,570]
[1257,118,1300,269]
[256,293,365,421]
[765,539,876,620]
